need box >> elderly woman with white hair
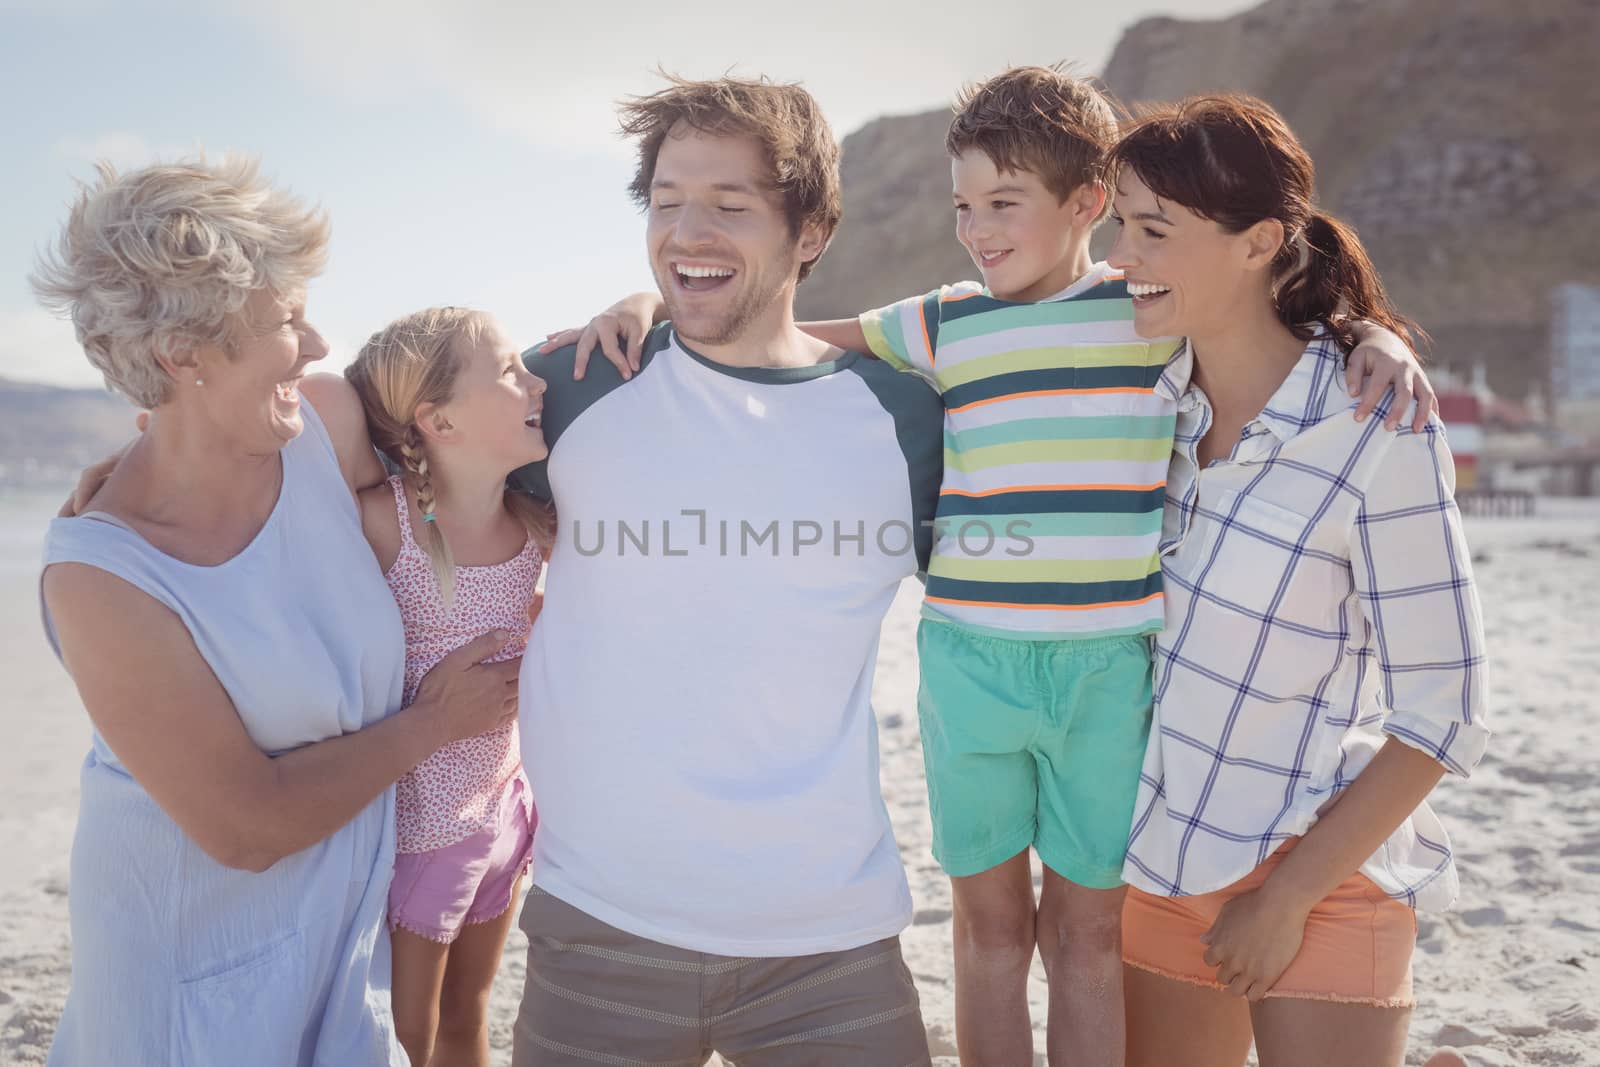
[33,159,519,1065]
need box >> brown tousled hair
[345,307,554,607]
[618,72,842,282]
[1110,94,1422,352]
[946,64,1120,216]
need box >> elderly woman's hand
[410,629,522,748]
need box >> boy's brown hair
[946,64,1120,217]
[618,73,842,282]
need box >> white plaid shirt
[1123,332,1490,912]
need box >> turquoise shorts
[915,619,1154,887]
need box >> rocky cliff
[799,0,1600,397]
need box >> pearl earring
[195,378,204,386]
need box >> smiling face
[433,319,549,468]
[646,125,823,348]
[951,150,1092,303]
[191,288,329,451]
[1107,168,1269,342]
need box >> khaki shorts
[512,888,931,1066]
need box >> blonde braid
[347,306,488,609]
[399,426,436,522]
[398,424,456,605]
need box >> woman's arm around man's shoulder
[300,373,387,497]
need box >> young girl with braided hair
[346,307,553,1067]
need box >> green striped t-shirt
[859,262,1183,639]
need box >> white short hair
[31,157,330,408]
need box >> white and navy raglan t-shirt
[509,323,942,956]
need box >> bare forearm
[245,702,444,869]
[1260,739,1447,911]
[799,319,869,353]
[300,373,387,492]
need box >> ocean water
[0,488,65,574]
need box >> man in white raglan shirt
[506,75,943,1065]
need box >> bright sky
[1,0,1254,390]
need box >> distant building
[1438,387,1483,489]
[1552,283,1600,400]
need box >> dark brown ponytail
[1276,212,1421,352]
[1109,95,1424,355]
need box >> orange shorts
[1121,843,1417,1008]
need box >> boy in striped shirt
[558,65,1425,1063]
[847,70,1181,1065]
[811,69,1412,1063]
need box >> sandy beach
[2,492,1597,1066]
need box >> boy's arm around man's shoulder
[799,318,871,355]
[853,283,972,378]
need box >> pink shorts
[388,776,535,944]
[1122,841,1417,1008]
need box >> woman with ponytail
[346,308,552,1067]
[1105,96,1490,1066]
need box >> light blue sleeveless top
[40,400,408,1066]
